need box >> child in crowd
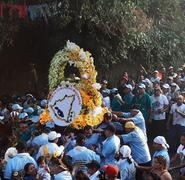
[37,156,51,180]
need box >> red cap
[103,164,119,177]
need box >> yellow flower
[39,109,51,125]
[53,151,58,158]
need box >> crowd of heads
[1,64,185,179]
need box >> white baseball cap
[138,83,146,89]
[171,83,177,87]
[48,131,61,141]
[18,112,29,119]
[142,78,151,85]
[125,84,133,90]
[162,83,170,89]
[24,107,34,114]
[12,104,23,111]
[153,136,169,149]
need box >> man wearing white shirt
[167,95,185,153]
[36,131,64,161]
[150,87,169,137]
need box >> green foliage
[1,0,185,71]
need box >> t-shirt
[151,94,169,120]
[117,159,136,180]
[121,128,151,164]
[131,93,152,121]
[170,103,185,126]
[122,111,146,137]
[122,93,134,112]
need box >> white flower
[89,106,103,117]
[92,83,101,90]
[81,73,89,79]
[79,49,87,61]
[66,40,79,51]
[68,61,75,66]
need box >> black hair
[75,170,90,180]
[48,139,56,143]
[84,125,92,131]
[104,112,112,119]
[43,127,51,134]
[127,157,133,164]
[16,141,27,152]
[24,163,34,176]
[105,123,116,134]
[37,156,45,165]
[76,134,86,145]
[86,160,100,170]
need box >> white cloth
[89,171,100,180]
[120,145,131,158]
[4,147,17,162]
[151,94,169,120]
[153,136,169,149]
[170,103,185,126]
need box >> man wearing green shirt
[122,84,134,112]
[131,83,152,121]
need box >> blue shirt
[123,111,147,137]
[32,133,48,147]
[100,135,120,166]
[153,149,170,167]
[67,146,100,164]
[122,128,151,164]
[4,153,37,179]
[85,134,100,149]
[117,159,136,180]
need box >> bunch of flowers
[42,40,108,129]
[39,109,51,125]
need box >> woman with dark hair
[24,163,37,180]
[143,156,172,180]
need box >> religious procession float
[39,41,108,129]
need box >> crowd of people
[1,64,185,179]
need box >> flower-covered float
[40,41,108,129]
